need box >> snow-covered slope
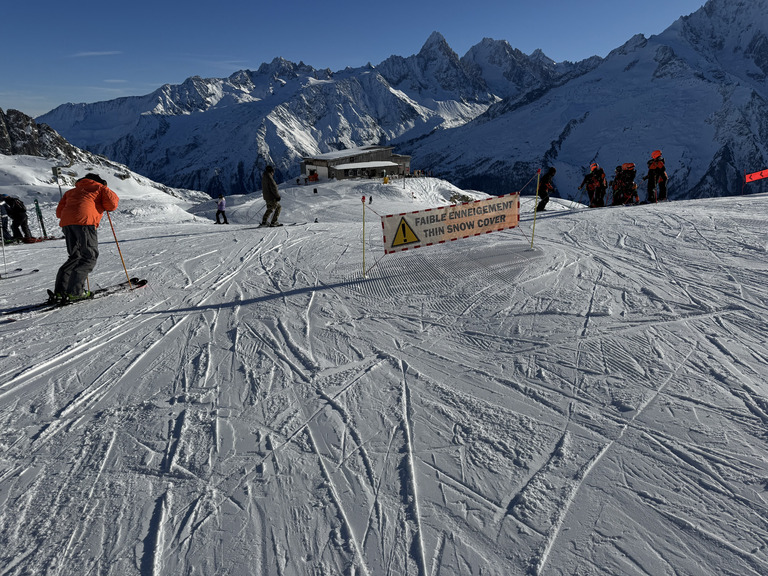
[0,154,210,235]
[2,157,768,575]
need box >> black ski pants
[56,225,99,296]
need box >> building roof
[304,146,392,161]
[332,161,400,170]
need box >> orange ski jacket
[57,178,119,227]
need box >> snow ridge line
[653,506,768,575]
[0,310,161,415]
[530,438,612,576]
[400,360,429,576]
[140,487,170,576]
[304,428,373,576]
[532,347,697,575]
[59,429,118,568]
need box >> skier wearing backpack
[578,163,607,207]
[643,150,668,202]
[536,167,557,212]
[0,194,32,241]
[51,173,119,302]
[610,163,639,206]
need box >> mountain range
[30,0,768,199]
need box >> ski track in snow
[1,176,768,575]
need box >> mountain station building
[301,146,411,181]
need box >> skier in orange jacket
[52,173,119,302]
[644,150,668,202]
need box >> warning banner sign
[746,169,768,183]
[381,193,520,254]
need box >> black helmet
[80,173,107,185]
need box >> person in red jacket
[51,173,119,302]
[644,149,668,202]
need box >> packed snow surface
[1,155,768,575]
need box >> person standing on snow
[215,194,229,224]
[0,202,14,242]
[578,163,608,208]
[536,167,557,212]
[51,173,119,302]
[644,150,668,203]
[0,194,32,241]
[260,166,282,227]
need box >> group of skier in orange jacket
[536,150,669,212]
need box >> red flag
[746,169,768,183]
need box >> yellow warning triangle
[391,217,420,248]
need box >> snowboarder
[578,163,608,208]
[215,194,229,224]
[0,194,32,241]
[52,173,119,302]
[644,150,668,202]
[536,167,557,212]
[261,166,282,227]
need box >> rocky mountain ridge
[28,0,768,198]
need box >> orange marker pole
[362,196,366,278]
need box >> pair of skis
[1,277,147,319]
[0,268,40,280]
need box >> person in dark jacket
[578,163,608,208]
[536,167,557,212]
[260,166,282,227]
[52,173,119,302]
[644,150,668,202]
[0,194,32,241]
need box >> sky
[1,0,706,118]
[2,154,768,575]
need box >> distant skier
[51,173,119,302]
[215,194,229,224]
[644,150,668,202]
[0,193,32,241]
[578,163,607,208]
[536,167,557,212]
[260,166,282,227]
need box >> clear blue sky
[1,0,706,118]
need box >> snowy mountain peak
[419,31,456,58]
[33,9,768,200]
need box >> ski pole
[1,226,5,276]
[362,196,366,278]
[106,211,134,289]
[530,169,541,249]
[34,200,48,238]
